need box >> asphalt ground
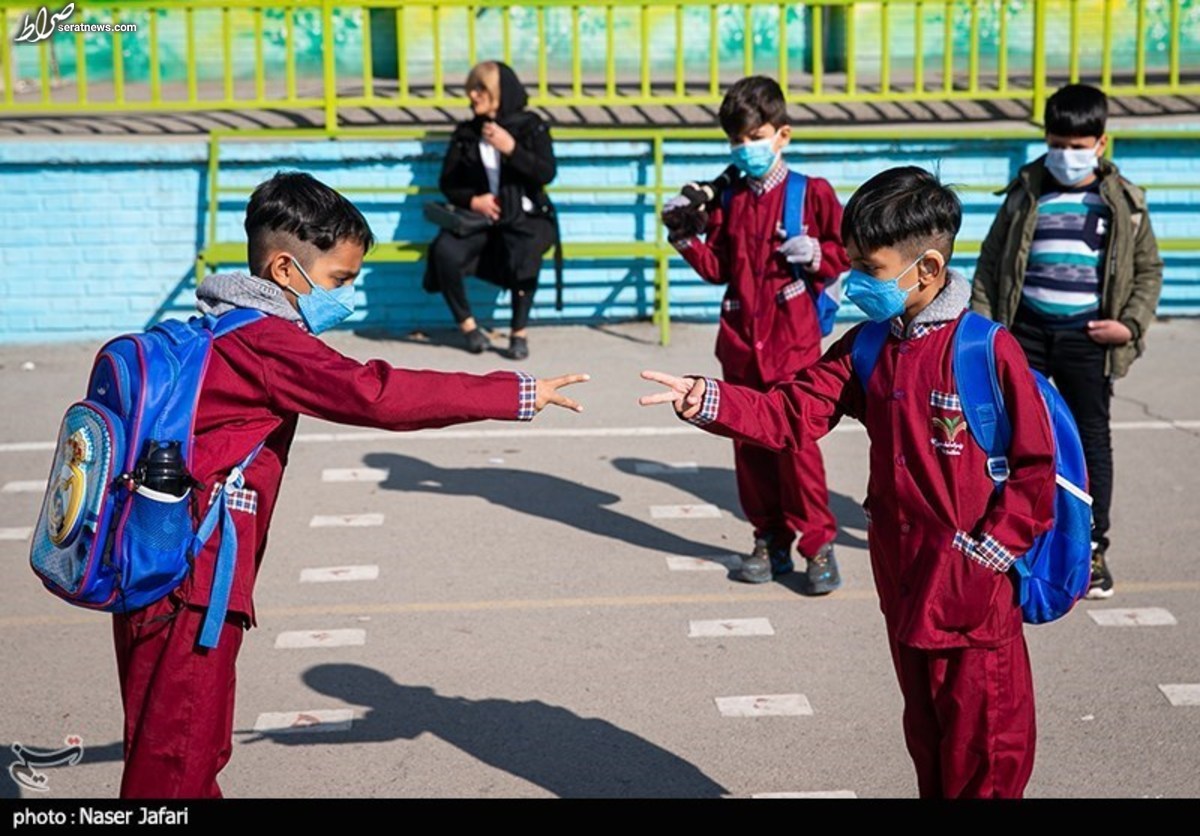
[1,317,1197,799]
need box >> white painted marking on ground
[309,513,384,528]
[1087,607,1177,626]
[752,791,858,799]
[488,457,505,464]
[253,710,354,734]
[634,461,699,475]
[689,618,775,637]
[274,629,366,649]
[321,468,388,483]
[716,694,813,717]
[0,442,55,453]
[651,504,721,519]
[1159,684,1200,706]
[665,555,742,572]
[299,565,380,583]
[0,527,33,541]
[2,480,43,493]
[3,419,1198,455]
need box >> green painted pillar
[368,8,397,79]
[804,7,848,74]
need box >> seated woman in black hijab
[423,61,557,360]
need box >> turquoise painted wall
[1,132,1198,344]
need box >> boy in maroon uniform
[664,76,849,590]
[643,167,1055,798]
[113,172,587,798]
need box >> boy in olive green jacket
[970,84,1164,600]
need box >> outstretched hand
[638,370,706,420]
[536,374,589,413]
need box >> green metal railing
[198,125,1200,345]
[2,1,1199,129]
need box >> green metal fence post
[1031,0,1047,125]
[322,0,337,133]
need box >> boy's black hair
[718,76,787,138]
[841,167,962,261]
[245,171,375,276]
[1044,84,1108,138]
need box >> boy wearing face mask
[663,75,849,591]
[642,167,1055,797]
[112,171,588,798]
[970,84,1163,600]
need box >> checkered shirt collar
[747,160,788,196]
[889,318,953,341]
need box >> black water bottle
[138,440,190,497]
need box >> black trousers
[428,230,538,332]
[1010,311,1113,552]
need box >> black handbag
[422,201,493,237]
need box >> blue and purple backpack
[851,311,1093,624]
[29,310,265,648]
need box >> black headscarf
[469,62,532,133]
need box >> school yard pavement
[1,318,1198,799]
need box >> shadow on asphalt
[610,457,870,551]
[242,663,730,799]
[361,452,731,560]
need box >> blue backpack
[851,311,1093,624]
[723,170,840,336]
[30,310,266,648]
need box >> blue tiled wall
[1,133,1197,344]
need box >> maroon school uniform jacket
[176,314,536,625]
[686,274,1056,649]
[674,163,849,387]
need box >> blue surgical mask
[843,253,929,322]
[288,256,355,335]
[731,135,781,179]
[1045,147,1098,186]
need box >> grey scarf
[195,271,302,323]
[896,268,971,337]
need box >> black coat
[424,65,559,291]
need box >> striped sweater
[1020,181,1110,328]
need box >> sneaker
[464,328,492,354]
[739,537,794,583]
[801,543,841,596]
[739,538,772,584]
[506,335,529,361]
[1085,547,1114,599]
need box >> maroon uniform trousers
[687,287,1055,797]
[675,165,848,554]
[113,314,533,797]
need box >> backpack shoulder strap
[850,321,890,389]
[953,311,1013,486]
[782,170,808,238]
[207,308,267,338]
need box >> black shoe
[1085,546,1114,599]
[464,328,492,354]
[506,335,529,361]
[801,543,841,596]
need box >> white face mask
[1045,146,1099,186]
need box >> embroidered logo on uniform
[930,415,965,456]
